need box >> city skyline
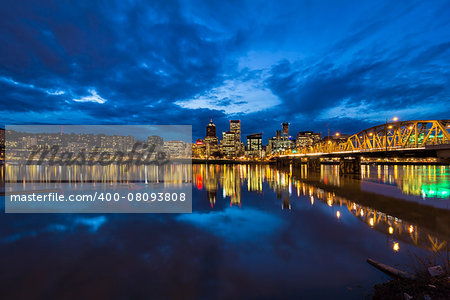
[1,0,449,140]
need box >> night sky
[1,0,449,141]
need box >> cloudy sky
[1,0,449,141]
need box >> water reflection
[361,164,449,199]
[193,164,449,254]
[4,163,192,184]
[0,163,449,299]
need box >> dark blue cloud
[0,0,449,140]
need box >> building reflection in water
[361,164,449,199]
[2,163,448,255]
[5,164,191,185]
[192,163,449,255]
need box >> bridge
[277,119,450,174]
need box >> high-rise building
[282,122,289,136]
[192,139,206,158]
[206,119,216,137]
[230,120,241,154]
[276,130,281,140]
[222,131,236,158]
[268,136,294,153]
[246,133,263,158]
[246,133,262,151]
[204,119,219,156]
[296,131,322,148]
[268,123,294,154]
[148,135,163,147]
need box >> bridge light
[388,125,393,129]
[409,126,413,130]
[392,117,399,122]
[369,132,373,136]
[388,226,394,234]
[393,242,399,252]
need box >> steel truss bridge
[280,119,450,159]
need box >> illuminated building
[206,119,216,137]
[101,135,136,152]
[204,119,219,156]
[246,133,263,158]
[192,139,206,158]
[230,120,241,155]
[267,123,295,154]
[222,131,236,158]
[296,131,321,148]
[282,122,289,136]
[163,140,186,158]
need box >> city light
[392,117,399,121]
[393,242,400,252]
[335,133,340,136]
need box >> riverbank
[191,158,449,166]
[373,271,450,299]
[192,158,270,164]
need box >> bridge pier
[437,149,450,164]
[307,157,321,172]
[276,157,291,168]
[339,157,361,175]
[292,157,302,168]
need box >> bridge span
[276,119,450,174]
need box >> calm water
[0,164,449,299]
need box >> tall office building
[222,131,236,158]
[204,119,219,156]
[296,131,322,148]
[246,133,262,151]
[282,122,289,136]
[268,123,294,154]
[230,120,241,154]
[246,133,263,158]
[206,119,216,137]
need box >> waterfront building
[222,131,236,158]
[204,119,219,156]
[230,120,241,155]
[246,133,263,158]
[268,136,295,153]
[192,139,206,158]
[296,131,322,148]
[282,122,289,136]
[163,140,186,158]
